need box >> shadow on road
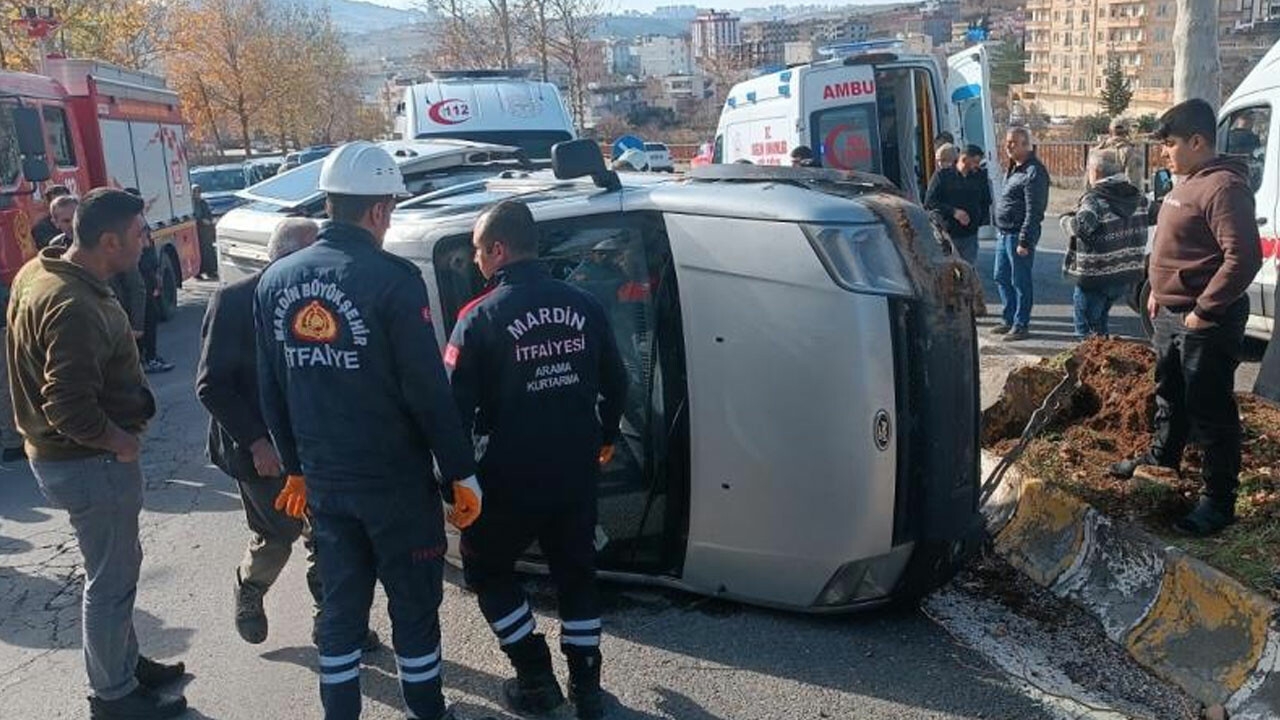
[0,567,195,657]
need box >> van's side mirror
[1151,168,1173,201]
[23,156,50,183]
[551,139,619,191]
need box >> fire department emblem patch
[292,300,339,343]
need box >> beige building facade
[1024,0,1250,118]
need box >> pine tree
[1100,58,1133,118]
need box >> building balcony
[1026,0,1051,10]
[1106,15,1145,28]
[1107,40,1144,52]
[1027,19,1050,30]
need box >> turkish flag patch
[443,343,459,368]
[421,305,432,323]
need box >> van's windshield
[414,130,572,159]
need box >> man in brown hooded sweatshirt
[1110,99,1264,536]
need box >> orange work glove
[447,476,482,529]
[598,444,615,466]
[274,474,308,519]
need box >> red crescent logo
[428,99,472,125]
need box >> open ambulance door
[946,44,1000,239]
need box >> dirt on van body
[983,336,1280,594]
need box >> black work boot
[565,647,604,719]
[1108,453,1177,480]
[89,685,187,719]
[234,570,268,644]
[135,656,185,689]
[1174,495,1236,537]
[500,633,565,715]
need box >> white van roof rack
[427,69,532,81]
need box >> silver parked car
[383,141,983,612]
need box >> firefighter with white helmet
[253,141,485,720]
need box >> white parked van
[398,70,575,159]
[1215,40,1280,338]
[714,41,998,205]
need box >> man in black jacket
[447,201,628,719]
[993,127,1051,341]
[197,218,340,645]
[925,144,992,268]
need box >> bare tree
[1173,0,1221,107]
[420,0,503,70]
[486,0,515,69]
[546,0,603,129]
[515,0,553,81]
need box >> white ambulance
[1213,39,1280,338]
[397,70,575,160]
[714,41,998,204]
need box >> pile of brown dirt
[983,337,1280,592]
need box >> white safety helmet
[317,141,407,196]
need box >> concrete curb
[980,451,1280,717]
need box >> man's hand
[447,476,482,529]
[953,209,971,227]
[1184,312,1217,331]
[1016,244,1031,257]
[249,437,283,478]
[274,475,307,519]
[598,444,616,466]
[112,431,141,463]
[1147,292,1159,320]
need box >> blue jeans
[1072,283,1128,339]
[993,232,1035,329]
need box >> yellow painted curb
[994,479,1089,586]
[1126,552,1276,705]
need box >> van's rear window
[244,160,323,203]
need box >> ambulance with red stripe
[397,70,575,161]
[714,41,998,207]
[1214,39,1280,338]
[0,58,199,318]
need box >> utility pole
[1173,0,1221,108]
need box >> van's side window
[42,106,76,168]
[1220,106,1269,193]
[0,105,20,186]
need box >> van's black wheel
[158,251,179,322]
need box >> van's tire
[158,251,179,322]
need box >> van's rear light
[802,224,914,298]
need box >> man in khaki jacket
[6,188,188,720]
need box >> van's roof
[1225,39,1280,107]
[395,166,882,227]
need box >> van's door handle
[1258,217,1268,226]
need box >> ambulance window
[0,106,19,186]
[810,103,881,173]
[42,106,76,167]
[1220,106,1269,193]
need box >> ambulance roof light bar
[817,39,904,58]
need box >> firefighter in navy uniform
[446,200,629,719]
[254,142,486,720]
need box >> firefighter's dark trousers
[310,483,447,720]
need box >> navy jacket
[995,153,1051,248]
[446,260,628,505]
[197,272,269,481]
[254,222,475,491]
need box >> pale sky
[370,0,900,13]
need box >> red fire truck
[0,57,199,317]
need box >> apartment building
[1025,0,1251,117]
[691,9,742,60]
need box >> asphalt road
[0,276,1202,720]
